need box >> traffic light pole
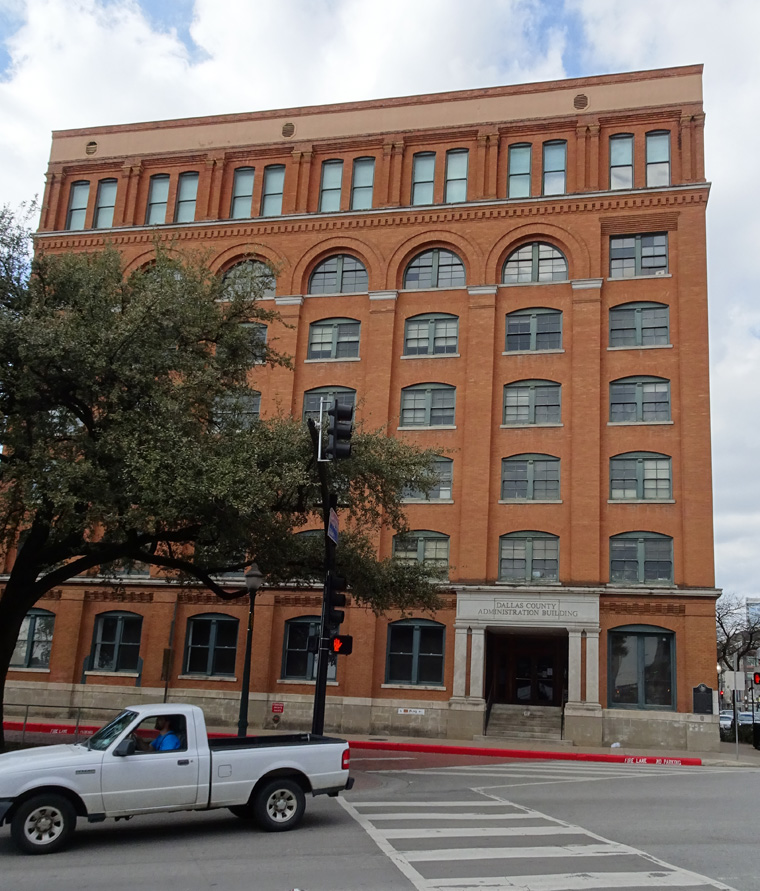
[307,417,335,737]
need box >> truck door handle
[177,759,190,765]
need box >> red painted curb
[348,739,702,767]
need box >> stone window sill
[9,667,51,673]
[607,420,673,426]
[608,499,675,504]
[607,344,672,351]
[400,354,460,360]
[398,425,456,432]
[85,671,139,678]
[607,273,672,281]
[177,674,237,682]
[503,349,565,356]
[381,684,446,691]
[499,500,562,504]
[304,357,361,364]
[501,423,563,429]
[402,498,455,505]
[277,679,339,686]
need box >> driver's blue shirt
[150,731,181,751]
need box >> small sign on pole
[327,508,339,545]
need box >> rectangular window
[608,631,675,709]
[610,135,634,190]
[404,315,458,356]
[230,167,255,219]
[386,622,445,686]
[610,379,670,423]
[508,144,531,198]
[610,304,669,347]
[11,612,55,668]
[146,174,170,225]
[542,141,566,196]
[646,132,670,187]
[411,153,435,205]
[350,157,375,210]
[403,457,453,501]
[610,234,668,278]
[93,179,117,228]
[610,455,671,500]
[319,159,343,212]
[261,165,285,217]
[66,181,90,230]
[444,149,468,203]
[174,172,199,223]
[504,383,561,425]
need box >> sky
[0,0,757,598]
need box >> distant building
[5,64,719,749]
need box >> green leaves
[0,214,440,612]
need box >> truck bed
[208,733,346,751]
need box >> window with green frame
[403,249,465,290]
[411,152,436,205]
[444,149,468,203]
[609,376,670,423]
[502,455,560,501]
[646,131,670,188]
[403,456,453,501]
[609,532,673,585]
[609,302,669,347]
[386,618,445,686]
[609,134,634,190]
[309,255,368,294]
[508,143,531,198]
[222,259,276,300]
[392,530,449,574]
[319,159,344,212]
[610,233,668,278]
[303,386,356,423]
[91,611,142,672]
[502,243,568,284]
[307,318,360,360]
[608,624,675,709]
[499,531,559,582]
[282,616,336,680]
[505,308,562,351]
[400,383,456,427]
[610,453,672,501]
[403,313,459,356]
[11,609,55,669]
[184,613,238,675]
[66,180,90,230]
[503,380,561,425]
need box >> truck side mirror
[113,738,136,757]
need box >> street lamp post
[237,563,264,738]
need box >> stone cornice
[37,185,709,250]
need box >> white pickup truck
[0,703,353,854]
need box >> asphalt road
[1,751,757,890]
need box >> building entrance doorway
[487,633,567,707]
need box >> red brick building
[5,64,719,748]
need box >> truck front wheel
[10,794,77,855]
[253,778,305,832]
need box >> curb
[348,739,703,766]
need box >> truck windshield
[87,710,138,751]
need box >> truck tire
[253,778,305,832]
[10,793,77,855]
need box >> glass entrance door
[487,635,567,707]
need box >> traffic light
[326,571,348,626]
[330,634,353,656]
[753,672,760,686]
[326,400,353,460]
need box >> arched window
[386,618,445,686]
[646,131,670,187]
[505,308,562,351]
[403,456,453,502]
[400,383,456,427]
[91,611,142,672]
[503,243,568,284]
[609,376,670,423]
[93,178,117,228]
[608,624,675,709]
[609,302,669,347]
[307,318,360,360]
[11,608,55,669]
[393,531,449,574]
[303,386,356,422]
[502,455,560,501]
[309,255,368,294]
[223,260,276,299]
[282,616,337,680]
[184,613,239,676]
[610,532,673,585]
[610,453,672,501]
[404,249,465,290]
[609,134,634,190]
[404,313,459,356]
[499,531,559,583]
[503,380,561,426]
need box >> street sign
[327,508,339,544]
[271,702,284,714]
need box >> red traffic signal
[753,672,760,686]
[330,634,353,655]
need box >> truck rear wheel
[253,778,305,832]
[10,794,77,855]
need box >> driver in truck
[134,715,182,752]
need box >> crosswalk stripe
[353,800,529,808]
[382,825,585,839]
[418,870,723,889]
[403,841,630,862]
[362,813,547,821]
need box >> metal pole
[237,590,255,737]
